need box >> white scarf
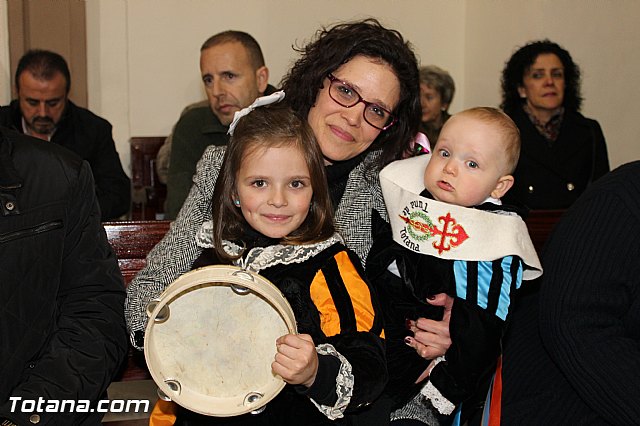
[380,155,542,280]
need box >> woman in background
[500,39,609,210]
[418,65,455,148]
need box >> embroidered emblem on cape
[399,200,469,255]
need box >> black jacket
[503,107,609,210]
[501,161,640,425]
[0,127,128,425]
[0,100,131,220]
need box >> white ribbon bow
[227,90,286,135]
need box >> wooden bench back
[523,209,565,255]
[104,220,171,285]
[104,220,170,381]
[130,137,168,220]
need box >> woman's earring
[234,199,241,207]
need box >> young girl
[150,94,386,425]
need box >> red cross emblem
[400,211,469,254]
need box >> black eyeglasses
[326,74,396,131]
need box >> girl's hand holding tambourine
[272,333,319,388]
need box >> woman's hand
[405,293,454,382]
[272,333,319,388]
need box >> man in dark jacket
[0,49,130,221]
[0,126,128,425]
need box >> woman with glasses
[126,18,452,425]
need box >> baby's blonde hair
[457,107,521,174]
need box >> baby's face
[424,114,510,207]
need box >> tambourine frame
[144,265,297,417]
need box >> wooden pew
[523,209,566,255]
[104,220,171,381]
[130,137,167,220]
[105,220,171,286]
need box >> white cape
[379,155,542,280]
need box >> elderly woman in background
[418,65,455,148]
[500,39,609,210]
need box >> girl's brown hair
[211,102,335,262]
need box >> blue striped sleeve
[453,256,523,320]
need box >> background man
[0,49,131,221]
[157,30,275,219]
[0,126,128,425]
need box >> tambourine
[144,265,297,417]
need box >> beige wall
[464,0,640,171]
[0,1,10,104]
[3,1,639,174]
[85,0,466,175]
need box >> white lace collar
[196,220,344,272]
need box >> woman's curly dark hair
[280,18,421,167]
[501,39,582,114]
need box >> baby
[368,107,541,424]
[423,107,518,207]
